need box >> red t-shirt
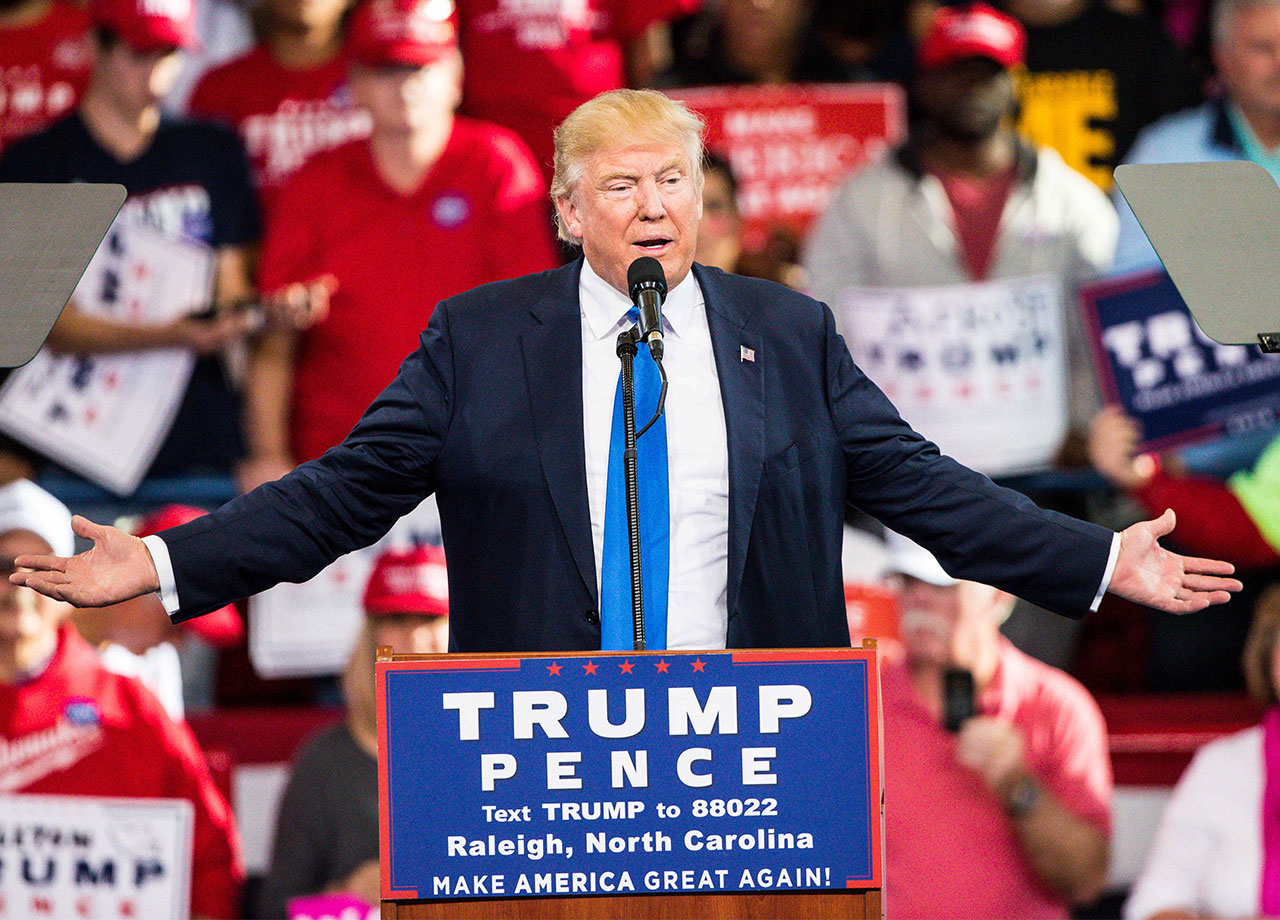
[259,118,559,462]
[0,626,244,919]
[933,165,1017,281]
[881,640,1112,918]
[457,0,700,181]
[188,45,371,214]
[0,1,90,151]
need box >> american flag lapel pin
[740,345,755,363]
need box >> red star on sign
[582,661,598,674]
[119,901,137,918]
[691,659,706,672]
[131,261,148,282]
[619,660,635,674]
[546,662,562,676]
[655,659,670,673]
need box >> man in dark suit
[10,90,1240,651]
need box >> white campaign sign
[839,276,1068,476]
[249,496,442,678]
[0,794,194,920]
[0,221,213,495]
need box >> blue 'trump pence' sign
[376,650,881,901]
[1080,269,1280,450]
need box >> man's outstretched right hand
[8,515,160,607]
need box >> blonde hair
[550,89,706,244]
[1244,584,1280,705]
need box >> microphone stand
[615,327,668,651]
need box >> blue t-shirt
[0,112,260,480]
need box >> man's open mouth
[635,237,672,251]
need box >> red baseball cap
[91,0,198,52]
[347,0,458,68]
[137,505,243,648]
[363,544,449,617]
[917,3,1025,71]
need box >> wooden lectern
[376,643,884,920]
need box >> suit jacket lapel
[521,260,599,607]
[696,264,764,620]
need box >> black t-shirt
[259,722,377,918]
[0,112,260,480]
[1016,5,1203,190]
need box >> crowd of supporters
[1,0,1279,915]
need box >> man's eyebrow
[597,170,640,185]
[596,159,689,186]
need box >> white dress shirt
[578,260,731,650]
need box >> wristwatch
[1005,776,1042,818]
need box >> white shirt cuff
[1090,532,1122,613]
[142,534,180,616]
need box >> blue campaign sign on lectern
[376,649,881,901]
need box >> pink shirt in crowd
[881,638,1112,919]
[932,164,1017,281]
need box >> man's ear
[443,48,464,112]
[554,194,584,242]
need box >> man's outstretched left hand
[1109,509,1242,613]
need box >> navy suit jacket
[164,260,1114,651]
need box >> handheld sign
[0,794,194,920]
[667,84,904,254]
[0,222,212,495]
[377,649,881,903]
[1080,269,1280,450]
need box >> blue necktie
[600,307,669,650]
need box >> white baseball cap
[0,480,74,557]
[883,531,958,588]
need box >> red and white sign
[669,84,905,253]
[0,221,212,495]
[0,794,193,920]
[839,275,1069,477]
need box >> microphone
[627,257,667,361]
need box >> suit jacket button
[584,609,600,626]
